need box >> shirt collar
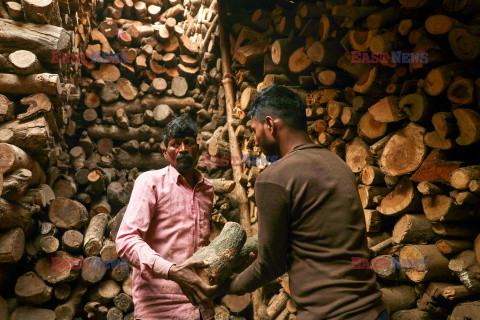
[168,164,205,186]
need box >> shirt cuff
[152,256,175,280]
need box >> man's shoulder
[136,167,169,184]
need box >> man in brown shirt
[227,85,389,320]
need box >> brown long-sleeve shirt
[230,143,385,320]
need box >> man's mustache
[177,153,193,161]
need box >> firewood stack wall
[1,0,480,319]
[225,0,480,319]
[0,0,252,319]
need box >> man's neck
[180,169,197,189]
[279,131,312,158]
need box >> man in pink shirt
[116,114,218,320]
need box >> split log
[377,176,421,216]
[358,185,390,209]
[411,149,462,184]
[267,290,289,319]
[432,222,479,238]
[392,214,435,244]
[0,94,14,123]
[422,194,477,222]
[306,41,344,67]
[449,28,480,62]
[1,168,32,201]
[0,143,46,185]
[453,108,480,146]
[425,63,472,96]
[450,166,480,190]
[379,123,426,176]
[84,213,109,256]
[369,96,406,123]
[0,228,25,263]
[185,222,246,285]
[436,239,473,255]
[15,271,52,305]
[357,112,387,141]
[48,198,89,230]
[361,165,385,186]
[0,114,52,159]
[0,196,35,232]
[399,244,452,282]
[345,137,370,173]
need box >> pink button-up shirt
[115,165,215,320]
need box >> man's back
[258,143,384,320]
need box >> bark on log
[15,271,52,305]
[0,143,46,185]
[422,194,476,222]
[0,114,52,160]
[399,244,453,282]
[0,227,25,263]
[185,222,246,285]
[54,283,88,320]
[392,214,435,244]
[380,285,417,314]
[84,213,109,257]
[113,149,169,170]
[0,18,70,62]
[0,73,60,96]
[87,124,162,142]
[101,95,197,117]
[10,307,55,320]
[0,197,35,231]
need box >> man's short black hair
[163,114,198,146]
[247,84,307,131]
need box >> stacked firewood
[0,0,257,319]
[225,1,480,319]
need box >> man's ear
[162,147,168,159]
[264,116,276,135]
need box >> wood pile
[223,0,480,319]
[0,0,258,319]
[2,0,480,319]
